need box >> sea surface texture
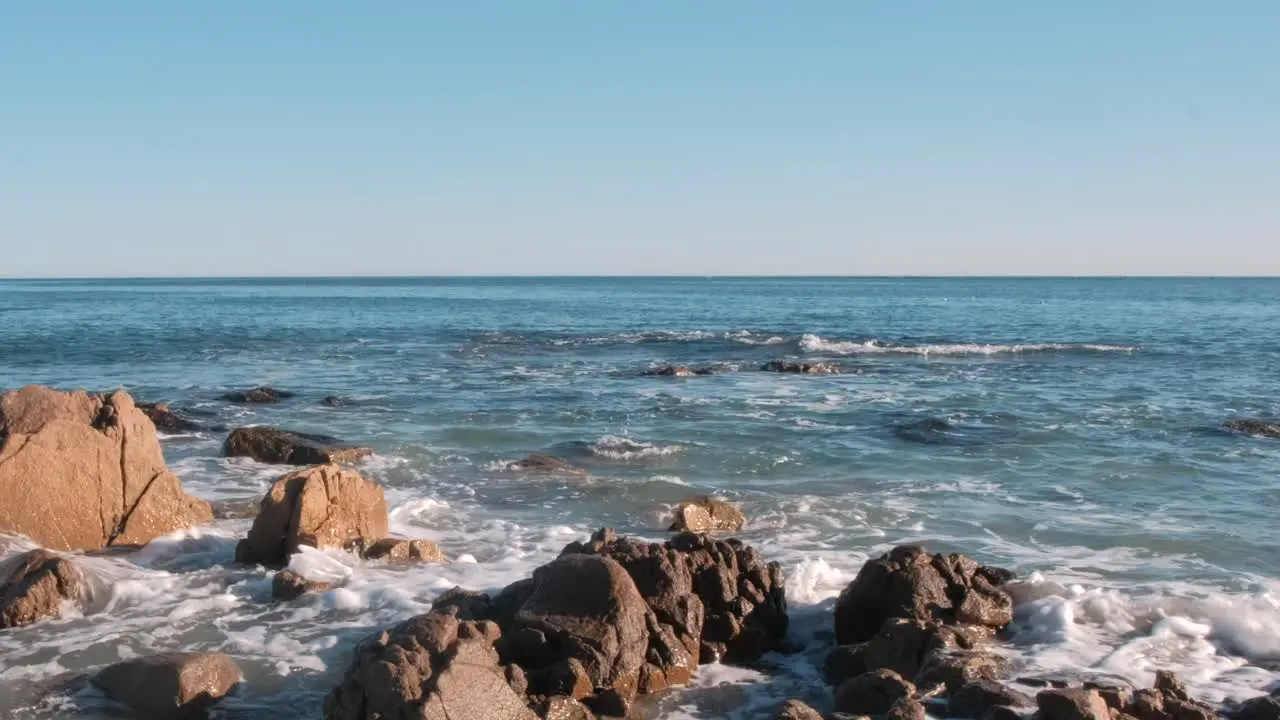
[1,277,1278,718]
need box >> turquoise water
[1,277,1278,717]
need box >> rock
[916,649,1008,693]
[825,644,868,686]
[1222,419,1280,439]
[776,699,825,720]
[562,528,789,665]
[209,497,261,520]
[322,395,345,407]
[1038,689,1112,720]
[432,587,494,621]
[361,538,446,563]
[235,464,388,566]
[92,652,242,718]
[834,545,1014,645]
[137,402,201,433]
[667,496,747,533]
[948,680,1035,719]
[1130,688,1166,720]
[0,549,88,628]
[986,707,1025,720]
[0,386,213,551]
[1089,686,1134,712]
[888,697,928,720]
[1154,671,1190,702]
[1236,696,1280,720]
[503,454,586,475]
[643,365,706,377]
[222,386,294,403]
[862,617,943,679]
[324,611,537,720]
[272,570,334,601]
[223,426,373,465]
[541,695,598,720]
[834,669,915,715]
[762,361,839,374]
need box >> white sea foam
[588,434,683,460]
[799,333,1137,356]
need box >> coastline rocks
[235,464,388,566]
[0,386,213,551]
[360,538,446,563]
[762,361,839,374]
[272,569,335,601]
[223,427,373,465]
[221,386,294,403]
[834,668,915,715]
[1222,419,1280,439]
[92,652,242,718]
[834,545,1014,645]
[643,366,714,378]
[1038,688,1111,720]
[775,699,825,720]
[667,496,746,533]
[137,402,201,433]
[0,549,88,628]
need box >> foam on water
[799,333,1138,356]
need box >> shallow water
[1,277,1278,717]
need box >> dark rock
[762,360,839,374]
[223,426,373,465]
[1038,689,1112,720]
[862,617,941,679]
[1,549,88,628]
[834,669,915,715]
[825,644,868,686]
[1222,419,1280,439]
[889,697,928,720]
[541,695,598,720]
[775,699,825,720]
[667,496,747,533]
[432,588,493,621]
[1130,688,1166,720]
[1235,696,1280,720]
[1083,683,1134,711]
[1154,671,1190,702]
[834,545,1014,645]
[643,366,714,377]
[322,395,345,407]
[984,706,1025,720]
[93,652,242,718]
[916,649,1008,693]
[1164,699,1218,720]
[948,680,1035,719]
[503,454,587,475]
[138,402,201,433]
[222,386,294,403]
[360,538,446,563]
[272,570,334,601]
[582,688,631,718]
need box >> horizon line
[2,273,1280,282]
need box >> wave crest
[799,334,1137,356]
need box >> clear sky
[2,2,1278,277]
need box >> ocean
[1,276,1278,717]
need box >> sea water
[0,277,1278,717]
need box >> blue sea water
[1,277,1279,717]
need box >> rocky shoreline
[2,384,1278,719]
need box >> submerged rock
[0,549,88,629]
[642,365,715,377]
[360,538,446,563]
[137,402,201,433]
[221,386,294,403]
[1223,419,1280,439]
[667,496,747,533]
[272,569,335,601]
[0,386,213,551]
[223,426,373,465]
[762,360,840,374]
[93,652,242,718]
[503,454,586,475]
[236,463,389,566]
[322,395,346,407]
[775,699,824,720]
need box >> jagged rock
[762,361,839,374]
[235,464,388,566]
[541,695,597,720]
[1131,688,1166,720]
[1236,696,1280,720]
[1084,683,1134,712]
[834,545,1014,645]
[667,496,747,533]
[432,587,494,621]
[137,402,201,433]
[888,697,928,720]
[272,570,334,601]
[916,649,1008,693]
[1121,672,1220,720]
[0,549,88,628]
[834,669,915,715]
[825,644,868,686]
[92,652,242,718]
[324,611,537,720]
[948,680,1035,719]
[223,427,373,465]
[361,538,446,563]
[222,386,294,403]
[1039,689,1112,720]
[0,386,213,551]
[1222,419,1280,439]
[503,454,586,475]
[776,699,825,720]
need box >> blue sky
[2,2,1278,276]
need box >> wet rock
[1222,419,1280,439]
[432,587,494,621]
[1154,671,1189,702]
[888,697,928,720]
[762,360,840,374]
[834,545,1014,645]
[93,652,242,718]
[0,549,88,628]
[137,402,201,433]
[236,463,389,566]
[643,365,714,377]
[1039,689,1112,720]
[541,695,598,720]
[0,386,213,551]
[667,496,747,533]
[324,611,537,720]
[986,707,1025,720]
[223,426,373,465]
[1130,688,1166,720]
[862,617,942,679]
[360,538,446,563]
[1235,695,1280,720]
[582,687,631,718]
[322,395,345,407]
[222,386,294,403]
[272,570,334,601]
[504,454,586,475]
[825,644,868,686]
[916,649,1008,693]
[948,680,1035,719]
[1020,676,1073,689]
[210,497,261,520]
[776,699,825,720]
[1084,683,1134,712]
[834,669,915,715]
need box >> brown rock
[916,649,1008,693]
[762,360,840,374]
[0,386,212,551]
[272,570,334,601]
[1084,683,1134,712]
[542,695,598,720]
[667,496,747,533]
[222,386,294,403]
[432,587,494,621]
[137,402,201,433]
[235,464,388,566]
[948,681,1035,719]
[1038,689,1112,720]
[825,644,868,686]
[361,538,446,563]
[0,549,88,628]
[223,427,373,465]
[889,697,929,720]
[1130,688,1166,720]
[835,669,915,715]
[92,652,241,718]
[1222,419,1280,439]
[1154,671,1190,702]
[776,699,825,720]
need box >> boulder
[324,611,537,720]
[0,549,88,628]
[776,699,825,720]
[562,528,789,664]
[948,680,1035,719]
[1121,672,1220,720]
[825,644,868,686]
[137,402,201,433]
[235,464,388,566]
[834,669,915,715]
[1236,696,1280,720]
[361,538,446,563]
[1038,689,1111,720]
[503,454,586,475]
[888,697,929,720]
[223,427,373,465]
[272,569,335,601]
[92,652,242,718]
[540,696,598,720]
[222,386,294,403]
[0,386,213,551]
[834,545,1014,645]
[667,496,747,533]
[762,361,839,374]
[1222,419,1280,439]
[916,649,1008,693]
